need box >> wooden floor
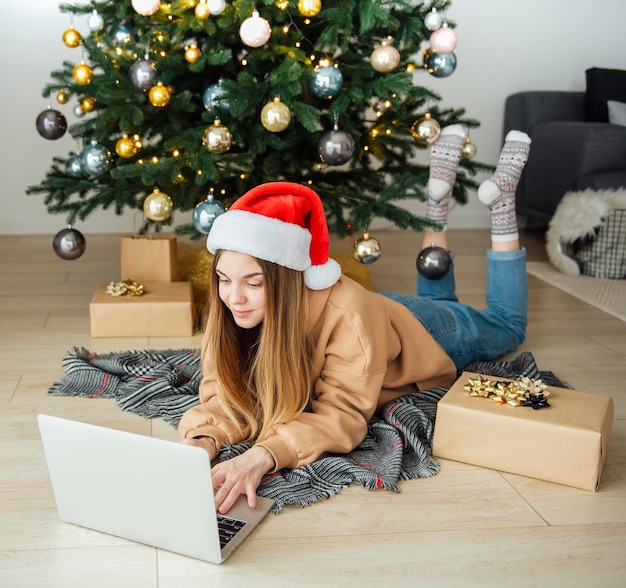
[1,229,625,587]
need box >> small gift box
[433,372,614,491]
[90,281,194,338]
[120,233,180,283]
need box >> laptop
[37,414,275,564]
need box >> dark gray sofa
[503,91,626,229]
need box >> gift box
[433,372,614,491]
[120,234,180,283]
[90,281,194,337]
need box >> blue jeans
[382,248,528,371]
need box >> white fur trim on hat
[546,188,626,275]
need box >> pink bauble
[429,25,457,54]
[131,0,161,16]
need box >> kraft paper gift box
[90,282,194,337]
[433,372,614,491]
[120,234,180,283]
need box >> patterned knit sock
[478,130,531,242]
[426,124,466,229]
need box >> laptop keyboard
[216,514,247,549]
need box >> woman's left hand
[211,445,275,514]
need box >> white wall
[2,0,626,234]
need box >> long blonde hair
[204,251,313,442]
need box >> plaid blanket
[48,348,567,513]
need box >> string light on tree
[143,188,174,222]
[240,11,271,47]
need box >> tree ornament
[192,194,226,234]
[240,11,271,48]
[203,119,232,153]
[113,23,134,45]
[79,96,96,113]
[129,59,158,91]
[115,135,138,158]
[424,8,443,31]
[79,141,113,179]
[318,125,354,165]
[353,231,382,264]
[132,0,161,16]
[260,96,291,132]
[370,40,400,73]
[184,42,201,64]
[309,62,343,99]
[35,108,67,140]
[206,0,226,15]
[462,137,478,160]
[411,113,441,145]
[65,154,83,178]
[56,89,69,104]
[149,82,171,107]
[426,51,457,78]
[87,10,104,32]
[203,81,230,114]
[430,23,457,54]
[62,27,82,48]
[73,104,85,118]
[144,188,174,222]
[416,244,451,279]
[195,1,210,20]
[72,62,93,85]
[53,227,86,260]
[298,0,322,18]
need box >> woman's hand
[182,436,218,461]
[211,446,275,514]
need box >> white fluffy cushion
[608,100,626,126]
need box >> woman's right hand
[182,436,218,461]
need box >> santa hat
[206,181,342,290]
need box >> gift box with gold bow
[433,372,614,491]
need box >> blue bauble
[309,65,344,99]
[79,142,114,179]
[65,153,83,178]
[113,23,134,45]
[193,198,226,234]
[202,82,230,114]
[426,51,457,78]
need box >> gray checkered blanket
[48,348,567,513]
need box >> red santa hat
[206,181,342,290]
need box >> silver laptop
[37,414,274,564]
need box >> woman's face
[215,251,266,329]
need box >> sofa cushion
[585,67,626,122]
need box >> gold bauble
[115,135,138,158]
[202,119,232,153]
[298,0,322,17]
[462,137,478,160]
[260,97,291,132]
[352,232,382,264]
[56,89,69,104]
[72,62,94,85]
[143,188,174,222]
[79,96,96,113]
[410,112,441,145]
[184,44,201,63]
[148,82,171,107]
[370,42,400,73]
[195,3,210,19]
[62,27,82,48]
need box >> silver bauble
[53,227,86,260]
[129,59,158,92]
[318,127,355,165]
[353,232,382,264]
[416,244,451,279]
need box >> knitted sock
[478,130,531,242]
[426,124,466,228]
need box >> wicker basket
[573,209,626,279]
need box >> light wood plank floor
[1,230,625,587]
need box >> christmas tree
[28,0,487,252]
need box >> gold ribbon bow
[464,375,550,408]
[105,279,146,297]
